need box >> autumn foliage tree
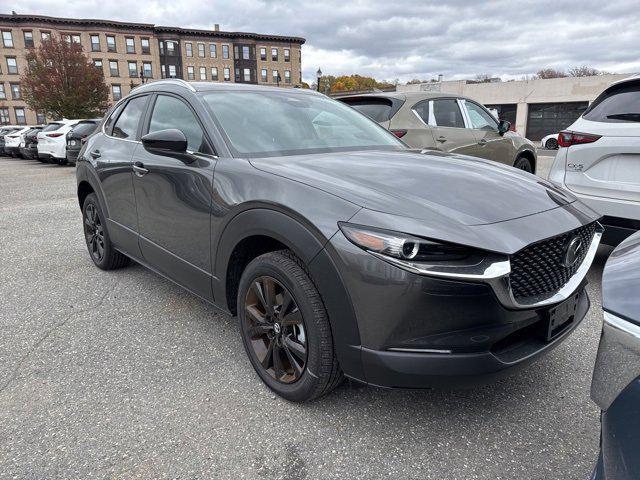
[21,37,109,119]
[315,74,394,94]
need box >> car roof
[133,79,323,96]
[335,91,480,104]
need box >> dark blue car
[591,231,640,479]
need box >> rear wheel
[514,156,534,173]
[545,138,558,150]
[237,251,342,402]
[82,193,130,270]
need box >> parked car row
[0,118,101,166]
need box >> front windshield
[199,90,405,157]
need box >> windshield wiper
[606,113,640,122]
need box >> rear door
[564,80,640,202]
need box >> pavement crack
[0,277,120,396]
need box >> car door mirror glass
[141,129,188,154]
[498,120,511,135]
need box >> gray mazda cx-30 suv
[76,80,602,401]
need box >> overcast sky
[13,0,640,83]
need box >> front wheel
[237,251,343,402]
[82,193,130,270]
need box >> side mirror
[498,120,510,135]
[141,129,187,154]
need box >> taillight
[47,133,64,138]
[390,129,407,138]
[557,131,600,148]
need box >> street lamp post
[316,67,322,92]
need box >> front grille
[510,223,596,300]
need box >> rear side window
[583,82,640,123]
[341,98,394,122]
[432,99,465,128]
[42,122,63,132]
[147,95,212,154]
[71,121,98,136]
[112,96,148,140]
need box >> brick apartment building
[0,13,305,125]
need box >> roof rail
[146,78,197,92]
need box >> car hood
[249,149,575,226]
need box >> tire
[237,250,343,402]
[545,138,558,150]
[514,156,534,173]
[82,193,130,270]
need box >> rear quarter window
[339,98,395,122]
[582,82,640,123]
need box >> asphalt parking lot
[0,153,610,479]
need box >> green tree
[21,37,109,119]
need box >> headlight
[338,222,510,281]
[339,223,472,262]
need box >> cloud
[11,0,640,82]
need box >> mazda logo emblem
[563,235,583,268]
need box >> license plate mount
[545,292,580,342]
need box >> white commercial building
[398,74,631,141]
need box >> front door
[132,93,217,300]
[461,99,514,166]
[429,98,479,156]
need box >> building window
[199,66,206,80]
[109,60,119,77]
[111,84,122,101]
[64,34,81,44]
[166,41,177,56]
[185,42,193,57]
[93,59,103,73]
[141,38,150,54]
[198,43,205,57]
[234,67,240,82]
[209,43,217,58]
[259,47,266,61]
[125,37,135,54]
[223,67,230,81]
[284,70,291,84]
[106,35,116,52]
[6,57,18,74]
[272,70,279,83]
[0,84,5,99]
[243,68,251,82]
[10,83,21,100]
[128,61,137,78]
[284,49,290,62]
[0,107,9,125]
[168,65,177,78]
[187,66,195,80]
[36,111,46,124]
[2,31,13,48]
[23,31,34,48]
[271,48,278,61]
[143,62,152,78]
[15,107,26,125]
[260,68,267,82]
[90,34,100,51]
[211,67,218,81]
[40,31,51,42]
[242,46,250,60]
[222,44,229,59]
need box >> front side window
[260,47,266,61]
[2,31,13,48]
[198,43,205,57]
[91,34,100,51]
[211,67,218,81]
[199,91,403,157]
[271,48,278,61]
[187,66,195,80]
[148,95,211,154]
[583,82,640,123]
[141,38,150,54]
[15,107,26,125]
[185,42,193,57]
[125,37,135,54]
[23,31,34,48]
[6,57,18,74]
[222,44,229,59]
[464,101,498,130]
[111,95,147,139]
[200,66,207,80]
[109,60,119,76]
[106,35,116,52]
[111,84,122,101]
[128,61,137,78]
[209,43,217,58]
[431,99,465,128]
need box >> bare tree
[536,68,567,79]
[567,66,604,77]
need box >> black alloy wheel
[243,276,308,384]
[514,156,534,173]
[545,138,558,150]
[84,203,105,263]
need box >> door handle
[436,136,447,143]
[478,139,488,146]
[133,161,149,177]
[90,149,101,159]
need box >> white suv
[37,119,80,164]
[548,75,640,245]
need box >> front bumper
[66,148,80,163]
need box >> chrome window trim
[591,311,640,410]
